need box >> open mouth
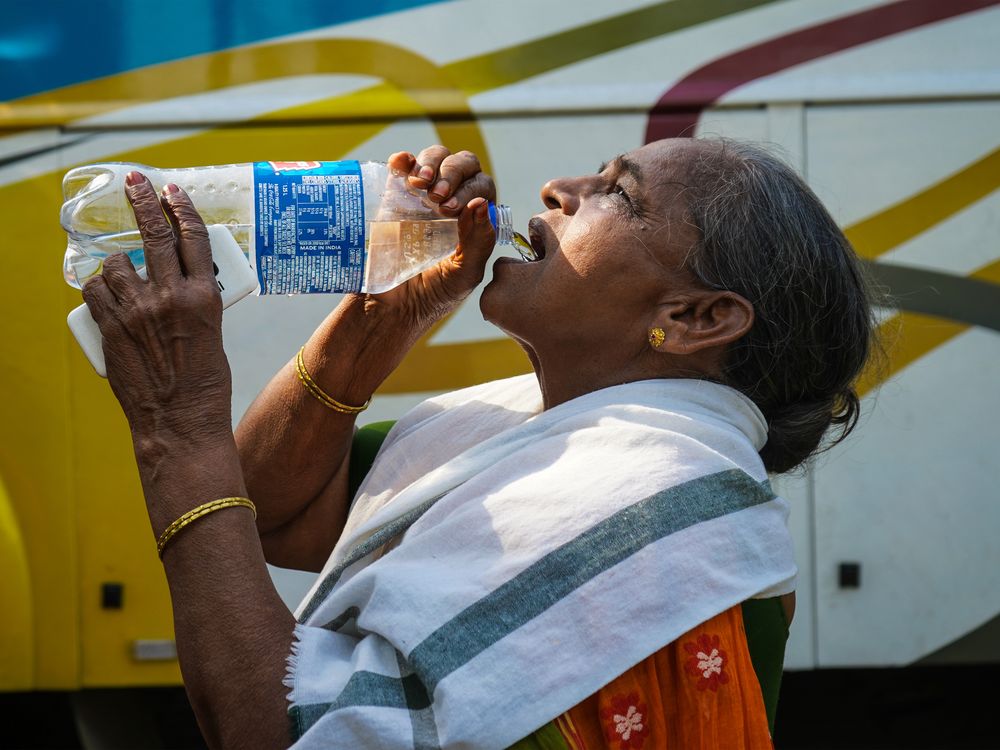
[525,218,548,261]
[511,232,537,262]
[497,218,548,266]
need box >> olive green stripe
[866,260,1000,333]
[290,470,772,741]
[297,493,444,623]
[287,670,433,743]
[449,0,783,95]
[409,469,774,693]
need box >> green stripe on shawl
[298,492,445,622]
[409,468,773,693]
[291,468,775,739]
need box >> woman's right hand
[375,146,498,324]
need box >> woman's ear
[649,292,754,355]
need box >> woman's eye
[613,184,632,206]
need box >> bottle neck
[488,203,514,246]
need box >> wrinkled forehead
[624,138,701,184]
[618,139,702,220]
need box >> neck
[529,355,655,411]
[525,347,724,412]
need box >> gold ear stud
[648,327,665,348]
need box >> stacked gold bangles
[295,346,371,414]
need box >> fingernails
[162,183,180,197]
[418,165,435,181]
[443,197,458,209]
[125,171,142,187]
[431,180,450,199]
[475,201,488,223]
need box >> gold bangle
[157,497,256,559]
[295,346,371,414]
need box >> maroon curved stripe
[645,0,1000,142]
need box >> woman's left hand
[81,174,295,750]
[82,173,233,447]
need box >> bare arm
[141,436,294,749]
[235,147,497,572]
[234,296,435,571]
[83,175,294,749]
[82,150,495,748]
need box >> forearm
[235,294,438,553]
[236,164,495,556]
[136,434,295,750]
[166,512,293,750]
[87,154,495,748]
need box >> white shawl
[286,375,796,749]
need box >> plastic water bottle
[61,160,535,294]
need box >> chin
[480,257,545,350]
[478,278,505,327]
[479,279,521,339]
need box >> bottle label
[252,160,366,294]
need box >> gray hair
[680,138,880,474]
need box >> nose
[540,174,595,214]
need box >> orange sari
[513,605,773,749]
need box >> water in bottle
[60,160,535,294]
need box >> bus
[2,0,997,740]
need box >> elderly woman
[83,138,874,749]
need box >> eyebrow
[598,154,644,185]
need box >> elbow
[184,672,292,750]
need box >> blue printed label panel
[253,160,366,294]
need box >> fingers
[406,146,497,217]
[434,150,483,203]
[100,252,143,306]
[81,274,119,329]
[161,183,214,280]
[443,173,497,217]
[387,151,417,176]
[451,197,495,286]
[410,144,450,188]
[125,172,183,284]
[124,172,214,285]
[430,151,484,210]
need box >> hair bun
[759,389,861,474]
[682,138,879,473]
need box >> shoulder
[383,374,542,445]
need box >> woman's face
[481,138,706,364]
